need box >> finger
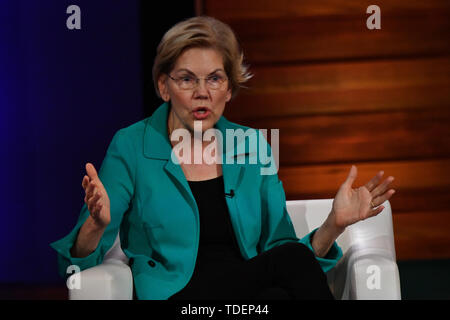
[86,189,96,207]
[364,170,384,192]
[82,175,89,190]
[96,202,103,212]
[88,191,101,213]
[87,195,95,213]
[88,190,101,205]
[343,165,358,188]
[85,181,97,201]
[368,205,385,219]
[86,163,99,182]
[88,187,102,205]
[371,189,396,207]
[371,176,395,198]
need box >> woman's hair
[152,16,252,99]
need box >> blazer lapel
[142,103,196,209]
[142,102,245,207]
[215,116,244,194]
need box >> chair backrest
[105,199,397,263]
[286,199,396,260]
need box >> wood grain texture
[278,159,450,196]
[225,56,450,119]
[235,108,450,165]
[202,0,450,63]
[229,15,450,63]
[277,158,450,216]
[393,211,450,260]
[202,0,450,19]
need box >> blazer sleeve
[49,129,136,279]
[258,142,343,274]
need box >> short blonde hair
[152,16,252,99]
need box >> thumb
[85,162,99,182]
[343,165,357,188]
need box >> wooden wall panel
[203,0,450,63]
[228,15,450,63]
[278,159,450,204]
[393,211,450,260]
[226,57,450,119]
[246,109,450,165]
[202,0,450,19]
[199,1,450,260]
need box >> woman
[50,16,395,300]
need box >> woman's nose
[193,79,209,97]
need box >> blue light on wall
[0,0,144,284]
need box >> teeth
[197,110,205,114]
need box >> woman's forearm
[311,212,344,258]
[70,216,106,258]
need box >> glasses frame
[167,73,228,90]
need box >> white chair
[68,199,401,300]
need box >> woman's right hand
[82,163,111,229]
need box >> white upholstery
[68,199,401,300]
[286,199,401,300]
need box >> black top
[187,175,243,267]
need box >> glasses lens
[172,73,227,90]
[178,76,195,89]
[206,74,226,89]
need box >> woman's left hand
[328,165,396,234]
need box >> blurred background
[0,0,449,299]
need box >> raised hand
[329,165,396,232]
[82,163,111,228]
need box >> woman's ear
[158,75,170,102]
[225,87,232,102]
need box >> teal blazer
[50,102,342,300]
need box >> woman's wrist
[311,211,345,258]
[323,210,345,239]
[83,213,110,233]
[70,216,107,258]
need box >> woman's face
[158,47,232,134]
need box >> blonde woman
[51,16,395,300]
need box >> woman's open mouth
[192,107,211,120]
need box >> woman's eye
[181,77,193,82]
[208,75,221,82]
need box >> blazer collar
[143,102,173,160]
[143,102,243,160]
[143,102,245,193]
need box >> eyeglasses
[168,73,228,90]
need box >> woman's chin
[190,119,215,133]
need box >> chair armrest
[68,260,133,300]
[328,250,401,300]
[349,255,401,300]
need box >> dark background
[0,0,194,289]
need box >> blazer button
[148,260,156,268]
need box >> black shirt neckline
[187,175,223,184]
